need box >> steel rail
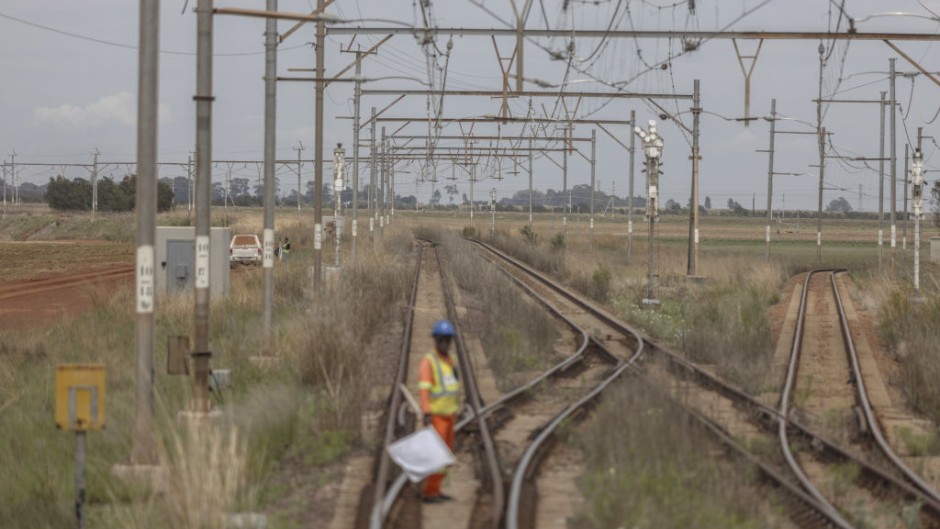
[778,269,852,526]
[368,242,425,529]
[474,242,940,528]
[470,240,852,529]
[434,245,505,528]
[830,272,940,503]
[467,241,646,529]
[376,238,593,526]
[778,269,940,527]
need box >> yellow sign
[55,364,106,432]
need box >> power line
[0,11,311,57]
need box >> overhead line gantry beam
[361,89,691,99]
[327,27,940,41]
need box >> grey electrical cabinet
[156,227,231,298]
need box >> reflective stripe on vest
[425,352,460,415]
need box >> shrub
[550,232,566,250]
[519,224,537,244]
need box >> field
[1,204,939,528]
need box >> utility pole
[380,129,386,237]
[687,79,701,276]
[351,54,362,257]
[912,128,924,296]
[91,150,99,221]
[261,0,277,357]
[129,0,159,467]
[562,121,570,243]
[890,58,898,273]
[765,98,776,261]
[2,161,7,219]
[816,126,826,266]
[590,128,596,251]
[370,107,376,244]
[903,143,909,250]
[9,150,15,206]
[191,0,214,414]
[313,0,325,290]
[628,109,636,263]
[490,187,496,236]
[879,91,886,272]
[815,42,825,266]
[470,159,476,228]
[289,143,303,210]
[520,137,533,226]
[635,120,663,306]
[332,144,345,266]
[187,153,194,216]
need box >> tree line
[45,175,174,212]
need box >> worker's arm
[417,358,433,420]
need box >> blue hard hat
[432,319,456,338]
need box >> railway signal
[634,119,663,306]
[912,143,925,297]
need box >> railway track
[367,239,644,529]
[367,241,504,529]
[778,269,940,527]
[472,239,940,529]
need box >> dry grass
[414,225,560,391]
[0,220,414,528]
[875,282,940,424]
[576,378,781,529]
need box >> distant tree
[726,198,746,216]
[46,176,91,211]
[826,196,852,213]
[930,182,940,227]
[443,184,458,205]
[430,189,442,206]
[704,196,712,209]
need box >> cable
[0,11,310,57]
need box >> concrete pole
[260,0,277,356]
[903,143,909,250]
[380,130,386,237]
[914,128,923,295]
[351,57,362,257]
[295,144,302,211]
[370,107,376,243]
[562,124,568,242]
[528,138,533,227]
[91,151,99,221]
[470,162,475,227]
[815,43,825,266]
[130,0,159,465]
[590,128,596,251]
[890,58,898,272]
[2,162,6,219]
[817,126,826,266]
[192,0,214,413]
[647,155,659,301]
[765,98,776,261]
[628,109,636,263]
[687,79,701,275]
[313,0,325,289]
[187,153,194,215]
[490,187,496,236]
[878,91,886,272]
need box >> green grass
[575,379,784,529]
[0,229,412,528]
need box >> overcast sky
[1,0,939,211]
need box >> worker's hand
[422,413,432,426]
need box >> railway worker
[281,237,291,261]
[418,319,460,504]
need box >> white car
[229,234,262,265]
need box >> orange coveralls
[418,351,459,499]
